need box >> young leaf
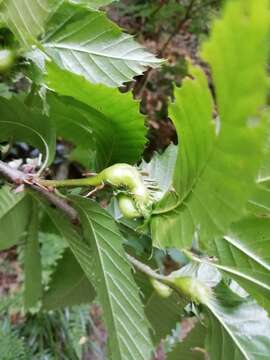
[45,63,146,169]
[0,97,56,170]
[43,249,96,310]
[167,321,206,360]
[70,196,154,360]
[211,216,270,314]
[141,144,178,202]
[206,299,270,360]
[0,186,31,250]
[151,0,269,249]
[24,200,42,310]
[42,2,161,87]
[0,0,60,47]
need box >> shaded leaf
[24,200,42,309]
[43,249,96,310]
[167,321,206,360]
[0,186,31,251]
[145,292,184,345]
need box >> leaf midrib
[44,42,161,62]
[84,210,124,360]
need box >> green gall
[169,276,212,305]
[101,164,153,218]
[117,194,141,219]
[150,278,173,298]
[0,49,15,73]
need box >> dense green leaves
[0,97,56,170]
[71,197,153,360]
[151,0,269,249]
[0,0,270,358]
[46,63,146,169]
[0,186,31,250]
[42,2,161,87]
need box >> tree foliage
[0,0,270,358]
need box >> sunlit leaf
[42,2,161,87]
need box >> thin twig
[0,160,29,184]
[126,253,167,282]
[0,160,79,223]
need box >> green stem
[39,174,103,188]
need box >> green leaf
[201,0,269,129]
[0,0,59,47]
[24,200,42,310]
[39,231,68,286]
[0,185,31,251]
[0,97,56,170]
[141,144,178,203]
[42,2,161,87]
[67,0,118,9]
[248,184,270,216]
[145,292,184,345]
[45,63,146,169]
[206,299,270,360]
[210,216,270,313]
[43,202,153,360]
[167,321,206,360]
[70,196,154,360]
[43,249,96,310]
[151,0,269,249]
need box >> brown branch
[0,160,79,223]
